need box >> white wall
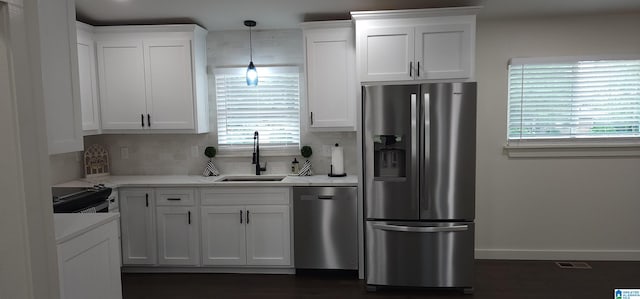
[84,28,358,177]
[1,0,61,297]
[475,13,640,260]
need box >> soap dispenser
[291,158,300,174]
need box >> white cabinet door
[201,206,246,266]
[360,27,415,82]
[305,27,356,130]
[57,219,122,299]
[245,205,291,266]
[156,206,199,266]
[97,40,147,130]
[39,0,84,154]
[76,28,100,133]
[415,23,473,80]
[120,189,156,265]
[144,40,195,130]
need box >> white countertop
[54,213,120,244]
[54,174,358,188]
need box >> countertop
[54,174,358,189]
[54,213,120,244]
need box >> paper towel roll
[331,143,345,175]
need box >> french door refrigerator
[363,83,476,293]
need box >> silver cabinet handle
[300,195,335,200]
[372,223,468,233]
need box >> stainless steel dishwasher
[293,186,358,270]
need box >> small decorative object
[84,144,110,178]
[291,158,300,174]
[298,145,313,176]
[328,143,346,177]
[202,146,220,176]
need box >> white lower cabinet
[245,205,291,266]
[200,187,292,268]
[156,206,199,266]
[57,218,122,299]
[201,205,291,267]
[201,206,247,266]
[120,187,292,270]
[120,189,156,265]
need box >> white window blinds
[215,67,300,149]
[508,57,640,142]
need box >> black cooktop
[52,185,112,213]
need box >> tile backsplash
[84,132,357,176]
[49,152,84,185]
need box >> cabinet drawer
[200,187,290,206]
[156,188,195,206]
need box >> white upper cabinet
[38,0,83,154]
[76,22,101,134]
[97,40,147,130]
[302,21,357,131]
[360,26,415,81]
[415,23,473,80]
[144,40,195,130]
[352,7,479,83]
[95,25,209,133]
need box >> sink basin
[219,176,286,182]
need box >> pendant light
[244,20,258,86]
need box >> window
[214,66,300,153]
[507,57,640,144]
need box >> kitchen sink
[219,176,286,182]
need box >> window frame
[212,65,302,157]
[504,55,640,157]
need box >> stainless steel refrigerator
[363,82,476,293]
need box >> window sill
[216,147,299,158]
[504,142,640,158]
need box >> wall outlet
[191,145,199,158]
[120,147,129,160]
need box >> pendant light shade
[244,20,258,86]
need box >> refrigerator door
[365,221,474,287]
[363,85,420,220]
[420,82,476,221]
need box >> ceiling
[75,0,640,31]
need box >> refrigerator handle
[422,92,430,212]
[410,93,418,201]
[372,223,468,233]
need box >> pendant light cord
[249,26,253,61]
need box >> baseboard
[475,249,640,260]
[122,267,295,274]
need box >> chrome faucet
[252,131,267,175]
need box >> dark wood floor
[122,260,640,299]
